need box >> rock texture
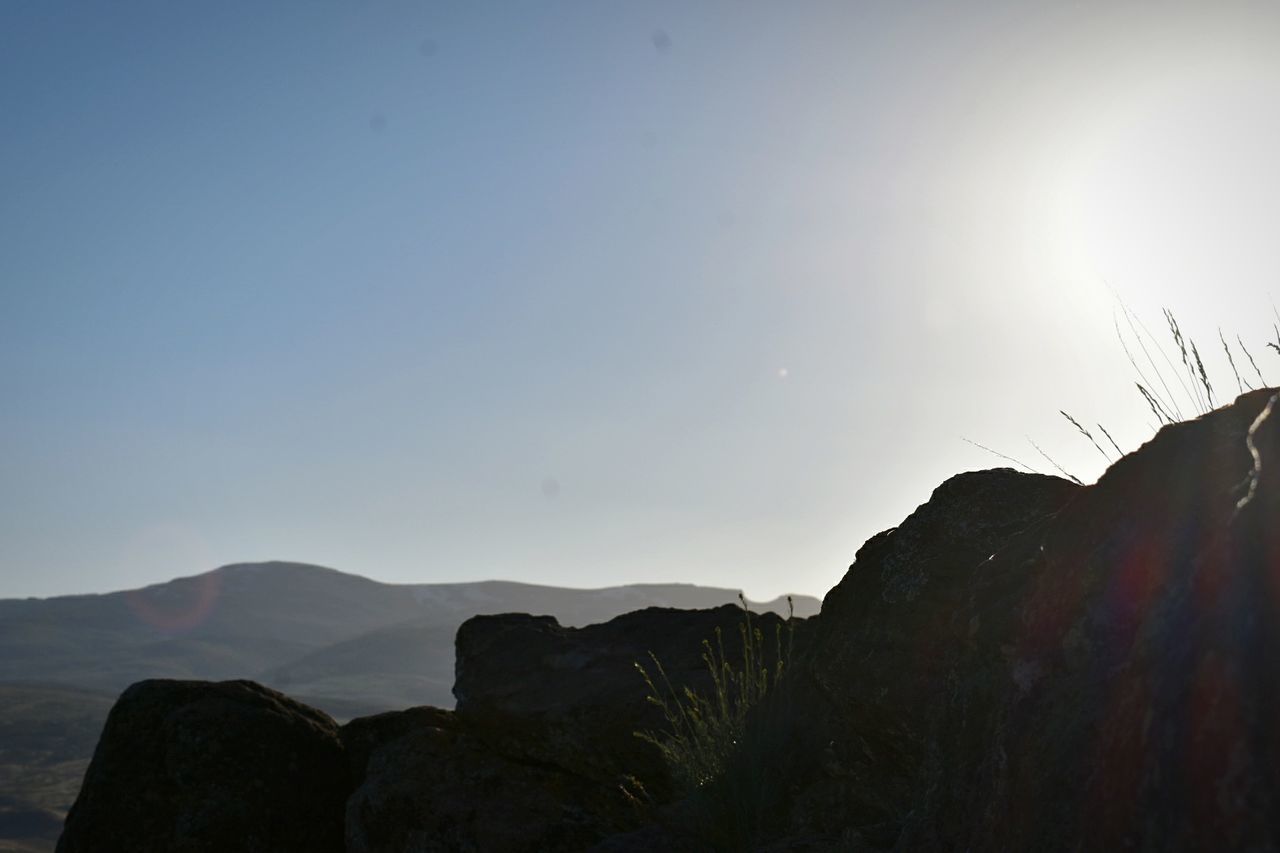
[454,605,798,800]
[769,468,1081,846]
[733,388,1280,850]
[914,388,1280,851]
[57,680,348,853]
[342,605,797,853]
[343,707,631,853]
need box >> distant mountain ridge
[0,561,819,715]
[0,561,820,851]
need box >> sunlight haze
[4,0,1280,601]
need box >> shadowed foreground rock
[453,605,798,800]
[343,707,629,853]
[340,606,796,853]
[59,389,1280,851]
[57,679,348,853]
[736,388,1280,850]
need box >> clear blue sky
[4,1,1280,600]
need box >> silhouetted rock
[772,468,1080,845]
[344,706,635,853]
[57,679,347,853]
[57,389,1280,851]
[735,388,1280,850]
[454,605,799,799]
[912,388,1280,851]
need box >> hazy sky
[5,1,1280,601]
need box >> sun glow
[1056,60,1280,314]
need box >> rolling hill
[0,562,819,852]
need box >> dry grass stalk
[1060,410,1111,462]
[1027,437,1084,485]
[961,437,1040,474]
[1137,383,1172,426]
[1164,309,1205,414]
[1220,328,1251,394]
[1098,423,1123,457]
[1239,335,1267,387]
[1116,311,1180,421]
[1191,341,1214,408]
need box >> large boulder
[791,468,1079,844]
[914,388,1280,851]
[713,467,1078,848]
[453,604,800,800]
[57,679,348,853]
[730,388,1280,850]
[343,706,636,853]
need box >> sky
[4,0,1280,602]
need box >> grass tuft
[634,595,794,795]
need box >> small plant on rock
[633,594,793,793]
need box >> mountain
[0,563,818,852]
[0,562,817,714]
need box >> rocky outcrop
[343,707,631,853]
[60,607,792,853]
[766,468,1080,846]
[914,388,1280,851]
[454,605,797,800]
[727,388,1280,850]
[57,679,348,853]
[340,605,797,853]
[58,389,1280,851]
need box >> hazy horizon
[5,1,1280,602]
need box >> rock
[731,389,1280,850]
[778,467,1079,844]
[57,389,1280,851]
[343,706,636,853]
[453,605,801,799]
[914,389,1280,851]
[340,604,804,853]
[57,679,347,853]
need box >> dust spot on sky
[419,39,438,58]
[541,477,561,499]
[369,114,388,133]
[651,29,672,54]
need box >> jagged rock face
[57,679,348,853]
[342,606,801,853]
[751,389,1280,850]
[453,605,798,800]
[917,388,1280,851]
[769,468,1080,846]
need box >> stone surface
[454,604,800,799]
[778,467,1080,845]
[913,388,1280,851]
[57,679,347,853]
[734,389,1280,850]
[344,706,635,853]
